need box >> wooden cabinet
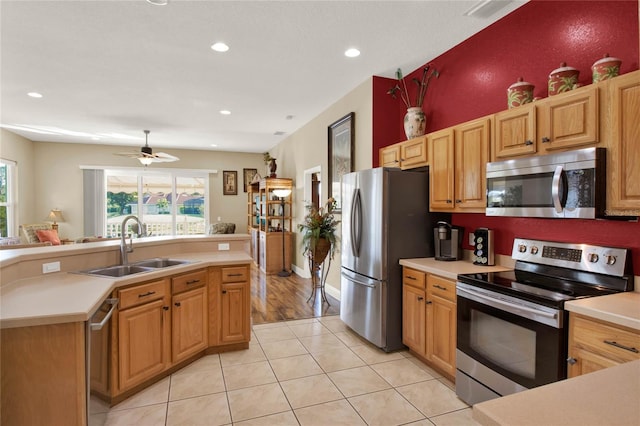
[208,265,251,346]
[568,313,640,378]
[171,270,208,364]
[116,279,170,391]
[402,267,426,356]
[379,143,401,167]
[379,136,428,169]
[255,178,293,274]
[604,70,640,215]
[401,267,457,378]
[426,274,457,377]
[493,85,599,161]
[429,117,490,212]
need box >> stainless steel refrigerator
[340,167,448,352]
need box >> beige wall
[2,130,263,240]
[0,130,37,237]
[268,77,373,295]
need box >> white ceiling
[0,0,526,154]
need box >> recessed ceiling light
[210,144,218,147]
[146,0,168,5]
[211,42,229,52]
[345,48,360,58]
[219,110,231,115]
[27,92,43,98]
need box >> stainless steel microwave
[486,147,606,219]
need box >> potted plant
[387,64,439,139]
[298,197,340,266]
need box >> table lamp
[46,208,65,231]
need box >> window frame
[0,159,17,238]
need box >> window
[104,169,208,237]
[0,160,17,238]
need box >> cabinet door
[220,281,250,344]
[568,346,620,378]
[538,85,598,152]
[172,286,208,364]
[380,144,401,167]
[608,71,640,213]
[400,136,428,169]
[426,294,456,377]
[492,104,536,160]
[402,284,426,356]
[428,128,455,211]
[118,299,169,390]
[454,118,490,211]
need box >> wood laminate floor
[250,263,340,324]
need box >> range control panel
[512,238,629,277]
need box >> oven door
[456,283,566,404]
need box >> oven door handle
[457,286,558,323]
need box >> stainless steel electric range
[455,237,634,405]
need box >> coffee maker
[434,221,464,261]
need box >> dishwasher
[87,297,118,425]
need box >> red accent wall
[371,0,640,274]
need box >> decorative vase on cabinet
[404,107,426,139]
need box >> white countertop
[473,360,640,426]
[399,257,512,280]
[565,291,640,330]
[1,251,251,329]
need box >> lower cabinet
[208,264,252,346]
[171,269,208,364]
[567,313,640,378]
[117,279,171,391]
[402,267,457,378]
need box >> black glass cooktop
[457,261,632,309]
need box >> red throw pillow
[36,229,61,246]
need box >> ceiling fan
[114,130,179,166]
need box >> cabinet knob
[524,140,533,146]
[455,199,462,203]
[567,357,577,365]
[174,302,181,307]
[222,290,227,294]
[425,300,432,305]
[446,200,452,204]
[163,306,169,311]
[417,296,424,301]
[541,137,551,143]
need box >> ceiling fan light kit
[114,130,179,166]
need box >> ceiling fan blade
[153,152,180,162]
[114,151,143,158]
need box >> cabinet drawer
[172,269,207,294]
[403,267,426,289]
[427,275,456,302]
[222,266,248,283]
[571,315,640,363]
[119,279,167,310]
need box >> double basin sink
[77,258,192,277]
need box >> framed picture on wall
[223,170,237,195]
[328,112,355,212]
[243,168,258,192]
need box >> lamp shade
[273,189,292,198]
[46,209,65,223]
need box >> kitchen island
[0,235,252,426]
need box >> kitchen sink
[75,258,192,277]
[79,265,155,277]
[133,258,192,268]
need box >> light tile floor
[93,316,479,426]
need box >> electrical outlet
[217,216,221,221]
[42,261,61,274]
[218,243,230,251]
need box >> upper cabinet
[493,84,599,161]
[379,136,427,169]
[603,70,640,215]
[429,117,490,212]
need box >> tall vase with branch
[387,64,439,139]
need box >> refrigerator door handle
[341,272,377,288]
[351,188,362,257]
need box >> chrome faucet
[120,215,144,266]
